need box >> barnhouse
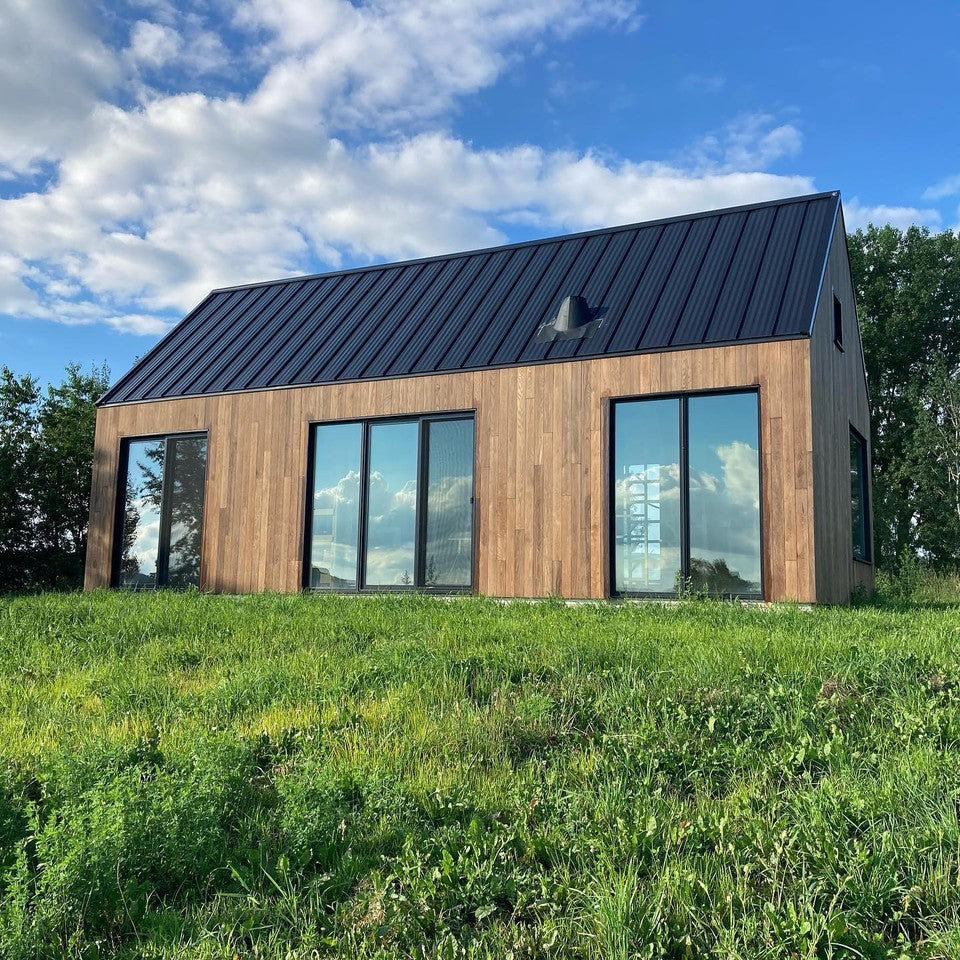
[85,191,873,602]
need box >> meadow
[0,579,959,958]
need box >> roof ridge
[209,191,841,295]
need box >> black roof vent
[535,295,605,343]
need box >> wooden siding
[85,341,817,601]
[809,212,875,602]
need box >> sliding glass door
[116,433,208,588]
[612,391,761,597]
[306,414,475,591]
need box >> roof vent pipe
[535,295,605,342]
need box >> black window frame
[303,410,477,594]
[111,430,209,589]
[850,425,871,563]
[609,387,764,600]
[833,293,844,351]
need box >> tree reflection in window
[165,436,208,587]
[119,439,164,588]
[117,434,207,588]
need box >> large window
[306,414,475,591]
[850,428,870,562]
[115,433,208,588]
[612,391,762,597]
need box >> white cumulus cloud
[843,199,942,231]
[0,0,835,339]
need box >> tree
[0,363,109,591]
[909,359,960,564]
[31,364,110,586]
[0,369,40,592]
[848,224,960,568]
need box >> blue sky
[1,0,958,388]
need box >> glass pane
[309,422,362,589]
[688,392,761,595]
[851,433,867,560]
[614,399,681,593]
[118,439,165,588]
[165,436,208,587]
[364,420,419,587]
[424,419,475,587]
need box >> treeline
[0,225,958,592]
[849,224,960,570]
[0,365,109,592]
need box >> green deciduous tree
[0,363,109,592]
[909,358,960,565]
[848,224,960,569]
[0,369,40,591]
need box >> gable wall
[85,340,817,600]
[809,213,875,602]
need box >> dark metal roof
[101,191,841,404]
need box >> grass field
[1,586,959,958]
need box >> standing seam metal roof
[100,191,841,404]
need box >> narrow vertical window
[118,439,166,588]
[164,435,208,587]
[364,421,419,587]
[307,422,362,590]
[688,393,761,595]
[613,398,682,594]
[116,433,208,588]
[833,294,844,350]
[423,418,475,587]
[850,429,870,561]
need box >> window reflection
[306,415,476,591]
[119,439,165,588]
[117,434,208,589]
[613,398,681,593]
[850,431,868,561]
[364,420,419,586]
[613,391,761,597]
[166,436,208,587]
[688,393,761,595]
[424,419,474,586]
[309,423,362,589]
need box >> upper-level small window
[833,294,844,350]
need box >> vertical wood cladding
[86,340,817,601]
[809,214,875,602]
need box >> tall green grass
[0,590,959,958]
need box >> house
[84,190,873,603]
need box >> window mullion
[156,438,175,587]
[357,421,371,592]
[679,396,690,585]
[414,419,429,588]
